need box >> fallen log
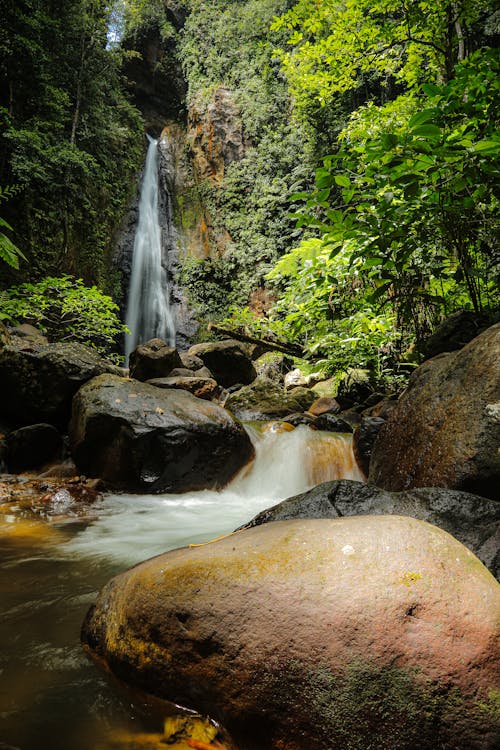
[207,323,304,358]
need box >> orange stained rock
[261,421,295,434]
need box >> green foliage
[294,50,499,346]
[174,1,315,320]
[1,275,128,356]
[272,0,498,111]
[0,0,144,286]
[0,186,26,269]
[265,238,403,381]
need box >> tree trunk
[207,323,304,358]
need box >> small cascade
[233,423,364,497]
[125,135,176,362]
[63,425,363,565]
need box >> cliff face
[188,86,247,185]
[121,1,188,133]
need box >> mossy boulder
[82,517,500,750]
[70,374,254,493]
[225,376,316,421]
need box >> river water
[0,426,363,750]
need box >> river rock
[129,339,183,381]
[422,310,492,359]
[369,323,500,499]
[336,367,375,407]
[82,517,500,750]
[353,416,385,476]
[0,341,121,428]
[188,340,256,388]
[70,374,254,493]
[6,423,62,473]
[179,352,205,371]
[147,376,219,400]
[225,376,315,420]
[0,321,10,349]
[307,396,341,416]
[9,323,49,346]
[241,479,500,578]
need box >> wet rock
[225,377,315,421]
[338,410,362,429]
[188,340,256,388]
[6,423,62,473]
[363,395,399,419]
[353,416,385,476]
[422,310,493,359]
[281,412,317,428]
[70,374,254,493]
[241,479,500,579]
[8,323,48,345]
[369,323,500,499]
[179,353,205,371]
[337,367,375,407]
[82,517,500,750]
[308,396,341,416]
[0,341,121,428]
[129,339,183,382]
[312,413,353,433]
[147,376,219,401]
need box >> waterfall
[125,135,176,362]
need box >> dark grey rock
[129,338,183,382]
[188,340,257,388]
[353,416,385,476]
[0,341,121,428]
[6,423,62,473]
[70,374,254,493]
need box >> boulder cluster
[1,320,499,750]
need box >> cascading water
[125,135,176,362]
[0,426,363,749]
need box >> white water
[125,135,176,362]
[63,425,363,566]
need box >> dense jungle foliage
[0,0,498,378]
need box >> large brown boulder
[369,323,500,499]
[188,340,257,388]
[82,517,500,750]
[0,341,121,428]
[241,479,500,579]
[70,374,254,493]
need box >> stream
[0,425,363,749]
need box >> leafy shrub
[1,275,127,358]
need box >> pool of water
[0,427,363,749]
